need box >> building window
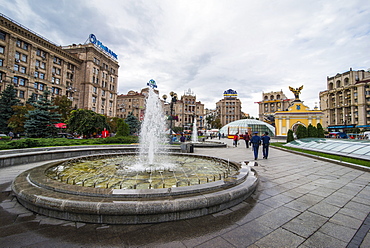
[40,61,46,69]
[52,87,60,95]
[34,82,38,89]
[0,31,5,40]
[21,54,27,62]
[16,40,21,47]
[102,90,105,96]
[36,49,47,58]
[92,96,96,103]
[101,109,104,114]
[93,86,97,93]
[14,64,19,71]
[53,56,61,65]
[19,78,26,86]
[0,46,4,54]
[20,66,26,74]
[19,90,25,98]
[22,42,29,51]
[92,107,96,112]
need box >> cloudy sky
[1,0,370,117]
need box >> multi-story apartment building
[0,14,119,117]
[63,43,119,116]
[163,89,205,130]
[319,68,370,130]
[117,88,156,120]
[215,89,242,126]
[256,90,293,126]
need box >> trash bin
[188,144,194,153]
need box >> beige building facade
[0,14,119,117]
[256,90,292,126]
[164,89,205,130]
[117,88,157,120]
[216,89,242,127]
[319,68,370,130]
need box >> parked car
[57,133,75,139]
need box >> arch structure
[274,101,324,136]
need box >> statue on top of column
[289,85,304,101]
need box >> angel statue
[289,85,304,101]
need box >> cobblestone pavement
[0,139,369,248]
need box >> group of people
[233,131,270,160]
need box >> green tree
[125,112,141,135]
[172,126,183,133]
[107,117,123,133]
[296,125,308,139]
[67,109,109,137]
[212,118,223,129]
[0,84,20,133]
[307,124,318,138]
[8,104,34,134]
[205,115,215,129]
[52,95,73,122]
[317,123,325,138]
[115,118,130,137]
[24,90,61,138]
[287,129,295,142]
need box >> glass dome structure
[285,138,370,161]
[219,119,275,136]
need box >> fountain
[12,81,258,224]
[191,116,199,143]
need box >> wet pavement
[0,138,369,247]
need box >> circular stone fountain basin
[12,153,258,224]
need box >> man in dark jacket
[250,132,261,160]
[261,132,271,159]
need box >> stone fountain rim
[19,152,248,199]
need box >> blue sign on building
[89,34,118,60]
[223,89,238,97]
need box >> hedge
[0,136,139,150]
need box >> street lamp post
[163,91,177,144]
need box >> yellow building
[274,86,324,136]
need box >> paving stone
[194,236,235,248]
[308,202,340,218]
[360,229,370,248]
[339,207,369,221]
[282,211,328,238]
[296,193,324,205]
[253,206,300,229]
[319,222,357,243]
[254,228,305,248]
[352,195,370,206]
[344,201,370,214]
[302,231,347,248]
[0,140,368,247]
[322,192,352,207]
[284,199,312,212]
[329,212,363,230]
[222,219,274,247]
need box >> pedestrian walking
[233,132,239,147]
[250,132,261,160]
[261,131,270,159]
[8,131,14,140]
[243,132,250,148]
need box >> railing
[0,13,60,47]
